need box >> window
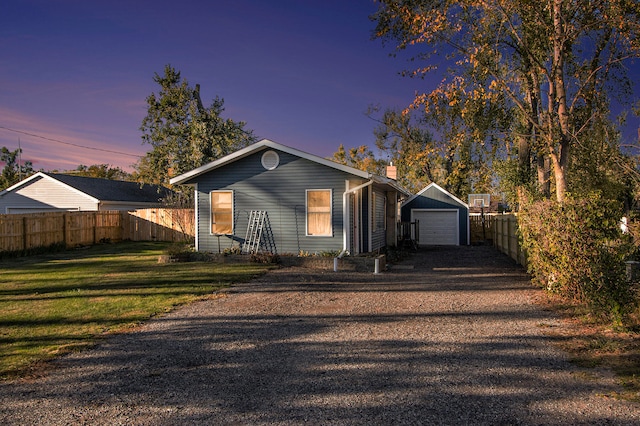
[306,189,332,236]
[261,150,280,170]
[211,190,233,235]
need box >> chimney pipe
[386,163,397,180]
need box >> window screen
[211,191,233,235]
[306,189,332,236]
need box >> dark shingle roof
[46,173,171,203]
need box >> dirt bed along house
[1,245,638,425]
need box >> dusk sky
[2,0,638,173]
[1,0,422,172]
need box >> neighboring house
[0,172,170,214]
[401,182,470,246]
[170,139,410,255]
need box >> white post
[334,257,338,272]
[374,257,380,274]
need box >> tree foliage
[136,65,256,186]
[0,147,33,190]
[519,193,636,326]
[368,106,493,197]
[331,143,386,176]
[68,164,131,180]
[372,0,640,203]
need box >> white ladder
[242,211,266,254]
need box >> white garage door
[412,210,459,246]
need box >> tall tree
[136,65,256,186]
[372,0,640,203]
[0,147,33,190]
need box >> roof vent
[261,150,280,170]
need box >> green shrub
[249,252,280,264]
[519,192,636,326]
[222,245,242,255]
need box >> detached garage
[401,183,469,246]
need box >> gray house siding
[194,148,368,254]
[370,186,387,251]
[0,176,96,213]
[401,184,469,246]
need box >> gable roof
[170,139,410,195]
[170,139,371,185]
[0,172,170,203]
[402,182,469,208]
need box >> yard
[1,245,637,424]
[0,242,271,379]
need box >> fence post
[120,211,127,241]
[515,216,520,264]
[64,213,72,248]
[22,216,28,251]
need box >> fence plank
[0,215,23,252]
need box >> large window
[211,190,233,235]
[306,189,332,236]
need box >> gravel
[1,245,638,425]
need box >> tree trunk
[537,153,551,197]
[552,0,570,203]
[550,148,568,203]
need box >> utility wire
[0,125,142,158]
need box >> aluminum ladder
[242,210,266,254]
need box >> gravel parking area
[1,245,638,425]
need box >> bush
[519,192,637,326]
[249,252,280,264]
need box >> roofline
[402,182,469,208]
[371,175,412,197]
[0,171,45,196]
[0,172,101,203]
[169,139,371,185]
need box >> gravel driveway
[1,245,638,425]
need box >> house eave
[402,182,468,208]
[0,172,101,204]
[169,139,371,185]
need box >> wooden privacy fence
[469,214,495,244]
[124,209,194,242]
[493,214,527,267]
[0,209,194,254]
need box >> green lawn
[0,242,271,380]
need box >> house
[0,172,170,214]
[169,139,410,255]
[401,182,470,246]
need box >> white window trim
[210,189,234,235]
[306,188,333,237]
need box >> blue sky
[1,0,638,173]
[1,0,420,172]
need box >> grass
[539,296,640,403]
[0,241,271,380]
